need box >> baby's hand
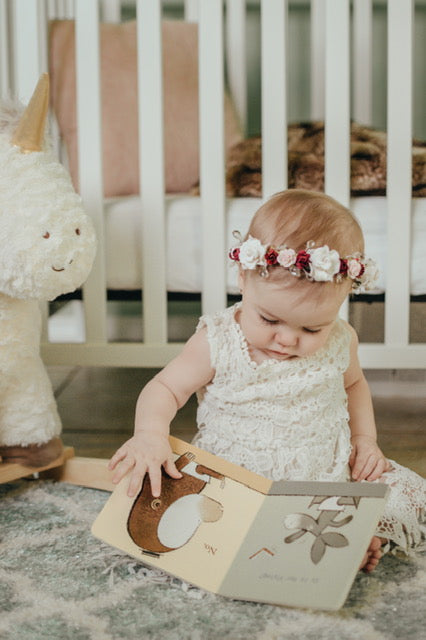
[108,432,182,498]
[349,435,391,481]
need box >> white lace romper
[193,303,426,553]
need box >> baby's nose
[275,327,298,347]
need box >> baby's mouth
[267,349,295,359]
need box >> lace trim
[374,460,426,554]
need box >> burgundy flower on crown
[295,250,311,271]
[339,259,349,275]
[265,248,279,265]
[229,247,240,261]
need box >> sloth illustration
[127,452,224,555]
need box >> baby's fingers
[148,465,163,498]
[352,454,376,480]
[366,457,388,481]
[108,448,127,471]
[351,455,366,480]
[127,464,148,498]
[112,455,136,485]
[163,458,183,480]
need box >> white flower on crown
[308,245,341,282]
[238,235,266,270]
[359,258,380,291]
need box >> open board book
[92,436,389,611]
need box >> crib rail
[2,0,425,368]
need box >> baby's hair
[246,189,364,257]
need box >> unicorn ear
[11,73,49,152]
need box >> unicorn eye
[43,232,50,239]
[75,228,81,235]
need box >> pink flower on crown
[238,236,266,270]
[347,258,363,279]
[277,248,297,268]
[308,246,340,282]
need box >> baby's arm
[344,324,390,481]
[108,328,214,497]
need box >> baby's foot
[359,536,383,572]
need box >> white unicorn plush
[0,74,96,467]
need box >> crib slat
[199,0,226,314]
[324,0,350,206]
[385,0,413,347]
[353,0,372,125]
[75,0,107,343]
[136,0,167,343]
[101,0,120,23]
[324,0,350,324]
[46,0,56,19]
[65,0,75,19]
[0,0,10,97]
[12,0,45,102]
[226,0,247,135]
[261,0,288,198]
[184,0,198,22]
[38,3,49,75]
[310,0,325,121]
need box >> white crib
[1,0,425,369]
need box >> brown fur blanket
[217,122,426,198]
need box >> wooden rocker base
[41,455,114,492]
[0,446,75,485]
[0,447,114,492]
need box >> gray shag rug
[1,479,425,640]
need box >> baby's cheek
[303,332,329,356]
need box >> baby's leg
[359,536,387,572]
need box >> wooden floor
[48,366,426,478]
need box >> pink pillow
[49,20,242,197]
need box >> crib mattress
[104,195,426,295]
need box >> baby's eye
[260,315,279,325]
[43,232,50,239]
[303,327,321,334]
[75,228,81,235]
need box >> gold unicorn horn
[11,73,49,152]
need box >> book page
[219,482,389,610]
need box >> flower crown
[229,232,379,292]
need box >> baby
[109,189,426,572]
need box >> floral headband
[229,232,379,292]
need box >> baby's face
[237,273,348,363]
